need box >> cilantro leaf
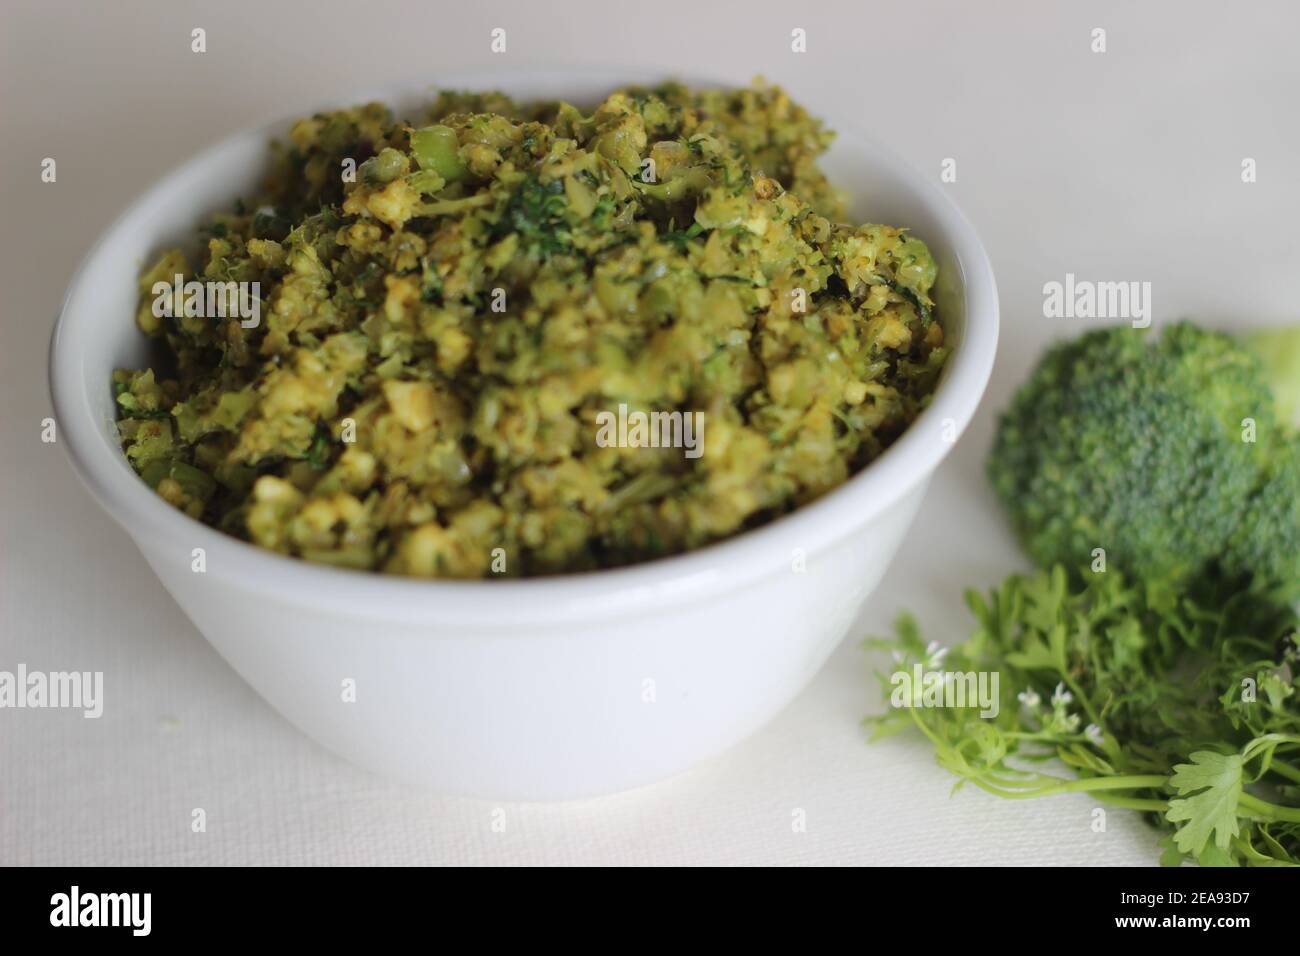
[1165,751,1243,856]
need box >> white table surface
[3,0,1296,866]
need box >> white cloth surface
[3,0,1295,865]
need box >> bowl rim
[48,68,999,625]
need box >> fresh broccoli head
[988,321,1300,596]
[1226,433,1300,591]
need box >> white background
[3,0,1297,865]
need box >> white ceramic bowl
[49,70,998,800]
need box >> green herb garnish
[869,566,1300,867]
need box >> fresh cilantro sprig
[867,566,1300,866]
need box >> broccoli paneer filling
[114,81,949,578]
